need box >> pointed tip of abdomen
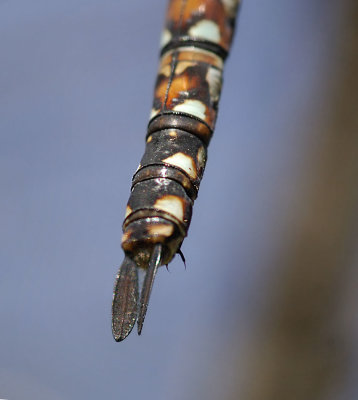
[112,329,130,342]
[112,319,135,342]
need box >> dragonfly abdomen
[112,0,240,342]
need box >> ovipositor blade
[112,256,139,342]
[137,244,163,335]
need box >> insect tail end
[112,256,139,342]
[137,243,163,336]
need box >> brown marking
[161,48,223,69]
[153,57,219,128]
[174,60,196,75]
[176,48,223,68]
[161,52,174,67]
[121,229,132,244]
[166,69,213,123]
[165,0,238,52]
[155,77,169,103]
[168,0,206,24]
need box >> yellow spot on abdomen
[160,29,172,48]
[197,146,206,169]
[150,109,159,120]
[148,224,174,237]
[163,152,197,179]
[169,130,177,138]
[188,20,221,43]
[173,100,206,121]
[159,64,171,77]
[154,195,184,222]
[125,206,132,218]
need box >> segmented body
[112,0,240,342]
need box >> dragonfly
[112,0,241,342]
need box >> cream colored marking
[148,224,174,237]
[135,163,142,173]
[175,61,195,75]
[206,68,222,102]
[147,135,152,143]
[197,146,206,169]
[163,152,197,179]
[173,100,206,120]
[125,206,132,218]
[159,64,171,77]
[169,130,177,138]
[150,108,159,120]
[160,29,172,48]
[188,20,221,43]
[154,195,184,222]
[222,0,240,17]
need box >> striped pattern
[112,0,240,342]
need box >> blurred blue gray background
[1,1,358,399]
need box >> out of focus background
[1,1,357,399]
